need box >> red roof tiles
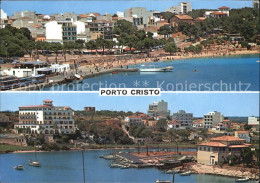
[210,136,244,141]
[175,15,193,20]
[219,6,230,10]
[199,142,227,147]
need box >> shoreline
[6,145,196,154]
[5,50,259,91]
[191,164,259,180]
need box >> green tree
[156,119,167,132]
[164,41,177,55]
[85,40,97,53]
[240,148,253,167]
[49,42,62,63]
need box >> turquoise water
[0,150,241,183]
[43,54,259,91]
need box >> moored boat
[29,160,41,167]
[13,165,24,170]
[155,179,170,183]
[235,177,250,182]
[139,65,173,72]
[180,171,191,176]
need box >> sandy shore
[191,164,259,180]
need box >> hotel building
[15,100,75,135]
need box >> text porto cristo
[100,88,161,96]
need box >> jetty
[100,150,196,169]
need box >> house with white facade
[15,99,76,135]
[0,9,8,28]
[248,116,259,125]
[204,6,230,18]
[167,120,180,130]
[125,116,144,127]
[165,2,192,14]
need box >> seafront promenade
[9,67,138,91]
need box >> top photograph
[0,0,259,91]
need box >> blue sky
[1,92,259,117]
[1,0,253,16]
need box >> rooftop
[175,15,193,20]
[218,6,230,9]
[236,131,249,134]
[210,135,245,142]
[198,142,226,147]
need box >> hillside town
[0,1,259,90]
[1,99,259,179]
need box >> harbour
[0,150,255,183]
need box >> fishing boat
[180,171,191,176]
[13,165,24,170]
[139,65,173,72]
[235,177,250,182]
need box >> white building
[50,64,70,73]
[147,100,170,117]
[2,68,34,78]
[0,9,8,29]
[165,2,192,14]
[214,122,227,131]
[167,120,180,130]
[172,110,193,129]
[204,6,230,18]
[74,21,86,35]
[1,9,7,19]
[203,111,224,129]
[45,21,63,43]
[235,131,250,143]
[15,99,76,135]
[117,11,124,18]
[125,116,144,127]
[192,119,204,129]
[248,116,259,125]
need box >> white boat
[13,165,24,170]
[29,160,41,167]
[180,171,191,176]
[256,60,260,62]
[155,180,170,183]
[139,65,173,72]
[165,170,174,174]
[235,177,250,182]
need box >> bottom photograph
[0,93,259,183]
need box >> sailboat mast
[82,150,86,183]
